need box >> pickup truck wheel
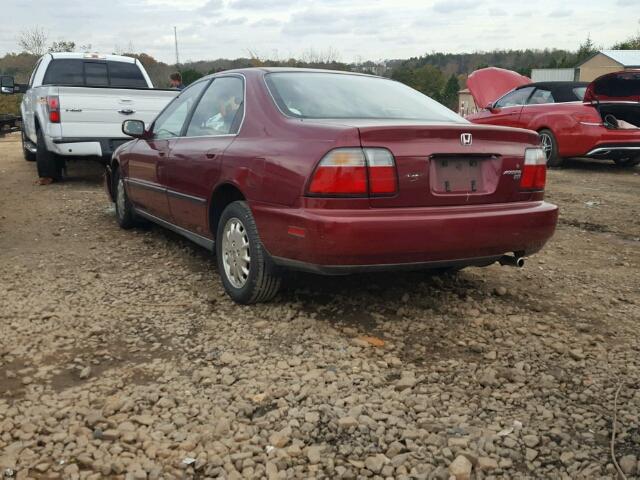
[539,129,563,168]
[22,130,36,162]
[613,156,640,168]
[216,201,281,304]
[114,171,137,229]
[36,129,63,180]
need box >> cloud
[250,18,283,28]
[229,0,298,9]
[549,8,572,18]
[198,0,223,15]
[432,0,476,13]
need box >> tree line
[1,28,639,116]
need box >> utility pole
[174,26,180,66]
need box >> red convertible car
[106,68,558,304]
[467,68,640,167]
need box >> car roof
[514,81,589,102]
[516,81,588,90]
[208,66,382,79]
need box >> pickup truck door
[162,76,245,236]
[126,81,208,221]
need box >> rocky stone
[269,427,291,448]
[619,455,637,475]
[477,457,498,471]
[364,454,388,474]
[522,434,540,448]
[449,455,472,480]
[307,446,323,464]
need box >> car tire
[613,156,640,168]
[22,129,36,162]
[539,129,563,168]
[216,201,281,304]
[114,169,137,229]
[36,128,63,180]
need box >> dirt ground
[0,132,639,480]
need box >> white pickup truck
[20,52,179,179]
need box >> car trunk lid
[467,67,532,108]
[584,70,640,104]
[357,122,539,207]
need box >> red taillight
[308,149,367,195]
[308,148,397,196]
[47,96,60,123]
[364,149,397,194]
[520,148,547,190]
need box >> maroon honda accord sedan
[105,68,558,304]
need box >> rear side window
[43,59,84,86]
[108,61,147,88]
[85,62,109,87]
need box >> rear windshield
[265,72,466,123]
[42,59,148,88]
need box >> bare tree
[18,26,49,56]
[49,40,76,53]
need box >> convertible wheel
[22,129,36,162]
[539,129,563,168]
[613,156,640,168]
[216,201,281,304]
[36,128,63,180]
[114,170,137,229]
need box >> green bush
[0,94,22,116]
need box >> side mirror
[486,103,498,113]
[0,76,15,95]
[122,119,147,138]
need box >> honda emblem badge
[461,133,473,146]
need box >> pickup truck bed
[36,85,177,157]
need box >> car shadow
[559,157,639,173]
[61,158,106,185]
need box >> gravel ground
[0,133,639,480]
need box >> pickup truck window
[43,59,84,86]
[85,62,109,87]
[108,62,147,88]
[42,58,148,88]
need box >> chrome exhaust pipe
[499,254,525,268]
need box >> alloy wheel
[116,178,126,220]
[540,133,553,160]
[222,217,251,289]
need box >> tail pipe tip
[499,254,525,268]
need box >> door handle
[205,152,217,159]
[159,151,166,157]
[118,109,136,115]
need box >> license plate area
[430,156,491,194]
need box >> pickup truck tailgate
[56,86,178,139]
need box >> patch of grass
[0,94,22,116]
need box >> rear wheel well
[209,184,246,236]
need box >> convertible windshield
[265,72,466,123]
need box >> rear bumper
[584,143,640,159]
[252,200,559,273]
[564,125,640,158]
[48,137,132,159]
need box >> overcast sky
[2,0,639,64]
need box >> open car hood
[467,67,532,108]
[584,70,640,103]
